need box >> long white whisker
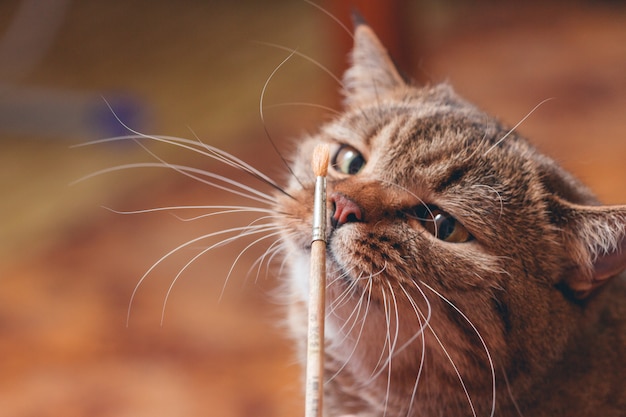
[184,131,293,198]
[256,41,343,86]
[423,314,478,417]
[103,205,277,218]
[263,101,341,115]
[86,101,285,192]
[258,47,305,190]
[484,98,554,155]
[378,179,440,242]
[72,162,277,205]
[368,265,406,383]
[502,367,525,417]
[304,0,354,39]
[328,263,385,313]
[327,266,360,314]
[330,271,367,342]
[220,229,284,301]
[383,279,400,417]
[326,276,373,384]
[371,279,402,384]
[129,137,281,205]
[399,283,428,417]
[160,225,279,325]
[371,284,392,380]
[126,224,272,326]
[75,130,291,199]
[387,280,432,358]
[172,209,281,223]
[421,281,496,417]
[249,235,286,284]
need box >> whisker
[256,41,343,86]
[326,276,373,384]
[72,162,277,206]
[399,283,428,417]
[370,279,402,385]
[102,205,277,220]
[383,279,400,417]
[471,184,504,221]
[184,130,294,199]
[378,179,441,248]
[272,242,294,287]
[248,236,286,284]
[422,313,478,417]
[127,136,282,205]
[421,280,497,417]
[259,48,304,189]
[327,264,386,345]
[484,98,554,155]
[502,366,525,417]
[304,0,354,40]
[391,281,432,357]
[220,229,284,301]
[329,271,366,341]
[160,225,279,325]
[264,101,341,116]
[172,208,279,222]
[370,284,392,379]
[126,224,273,326]
[74,129,292,200]
[327,266,359,313]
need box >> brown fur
[276,24,626,416]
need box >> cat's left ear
[342,21,407,107]
[557,200,626,297]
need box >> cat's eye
[408,205,472,243]
[331,145,366,175]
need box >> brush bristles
[312,144,330,177]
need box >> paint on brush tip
[312,144,330,177]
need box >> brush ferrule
[312,176,327,242]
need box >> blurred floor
[0,1,625,416]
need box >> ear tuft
[558,201,626,298]
[350,9,366,28]
[342,24,406,107]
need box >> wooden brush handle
[305,239,326,417]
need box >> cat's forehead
[327,85,494,147]
[324,87,517,171]
[314,84,550,204]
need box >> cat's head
[276,22,626,414]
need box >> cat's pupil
[332,144,366,175]
[433,213,456,241]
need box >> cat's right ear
[342,21,407,108]
[557,201,626,298]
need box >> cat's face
[276,24,626,415]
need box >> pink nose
[330,193,363,228]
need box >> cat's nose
[330,192,363,228]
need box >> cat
[104,17,626,417]
[272,22,626,417]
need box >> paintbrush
[305,143,329,417]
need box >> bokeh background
[1,1,624,416]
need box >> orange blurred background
[0,1,624,416]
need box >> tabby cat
[275,22,626,417]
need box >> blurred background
[0,1,624,416]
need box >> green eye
[408,205,472,243]
[332,145,366,175]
